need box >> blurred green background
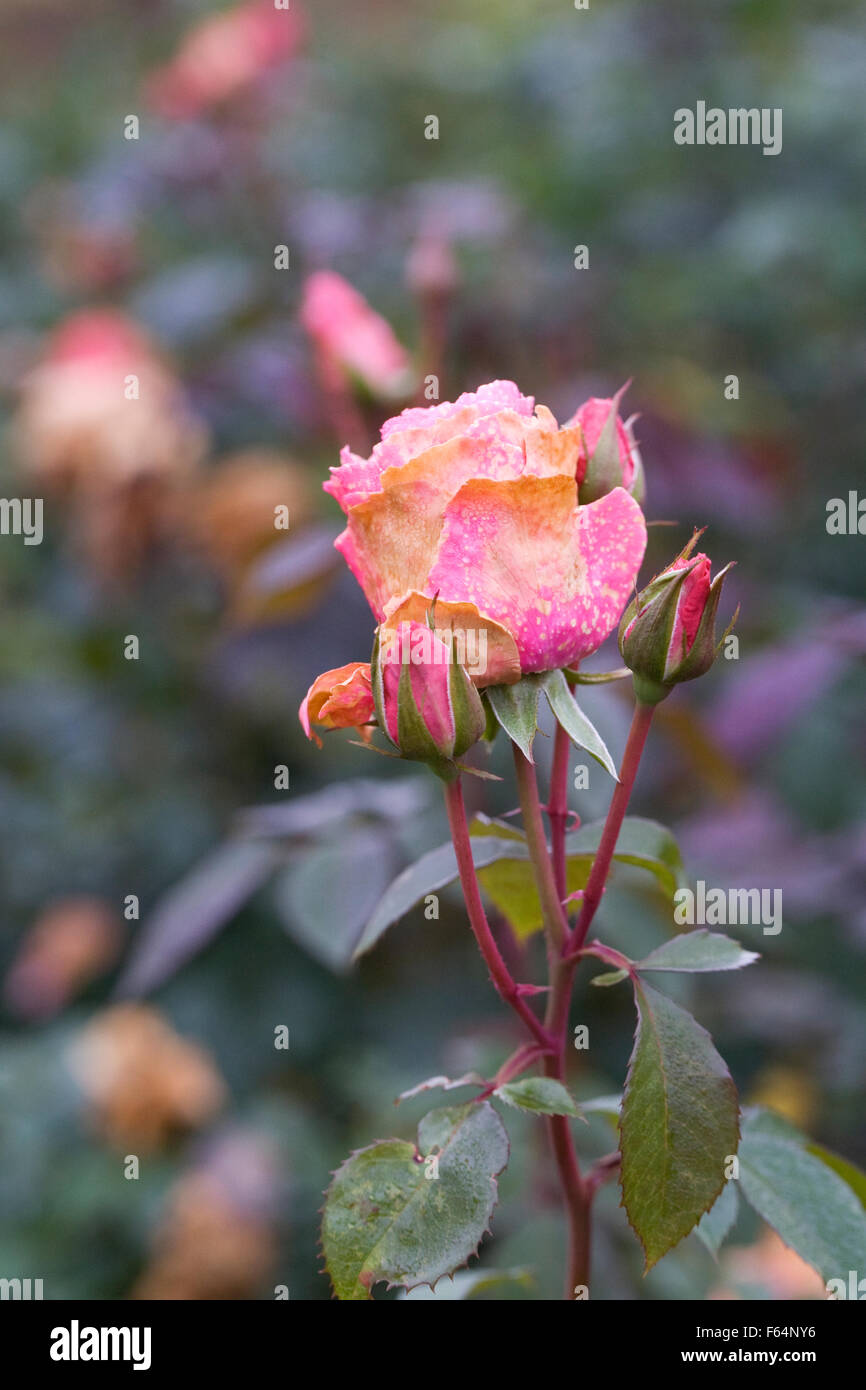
[0,0,863,1299]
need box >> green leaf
[741,1104,805,1143]
[806,1144,866,1209]
[352,835,527,959]
[322,1102,510,1300]
[741,1106,866,1222]
[478,854,591,940]
[620,979,739,1270]
[495,1078,583,1118]
[695,1180,739,1258]
[236,775,429,840]
[116,839,283,996]
[487,676,542,762]
[272,826,399,972]
[470,816,592,940]
[470,814,524,843]
[400,1266,533,1300]
[738,1132,866,1285]
[565,816,688,899]
[581,1093,622,1120]
[590,967,630,987]
[591,929,758,986]
[356,814,687,958]
[634,929,759,975]
[566,666,632,686]
[542,669,617,779]
[397,1074,484,1104]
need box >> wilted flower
[300,271,414,401]
[566,385,644,505]
[69,1004,225,1151]
[324,380,646,682]
[131,1168,276,1301]
[193,448,314,578]
[618,535,734,704]
[14,309,207,579]
[146,0,306,120]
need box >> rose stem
[567,699,656,958]
[548,721,572,903]
[511,743,591,1296]
[542,950,590,1297]
[444,778,554,1051]
[512,746,569,951]
[314,348,370,456]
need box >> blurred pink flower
[17,308,207,489]
[14,308,207,578]
[146,1,306,120]
[300,270,413,400]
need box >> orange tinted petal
[299,662,374,746]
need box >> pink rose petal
[427,479,646,672]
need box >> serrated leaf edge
[618,979,740,1273]
[320,1104,510,1300]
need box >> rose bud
[300,271,414,401]
[567,384,645,506]
[618,537,735,705]
[373,620,486,779]
[299,663,375,747]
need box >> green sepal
[487,675,542,762]
[447,652,486,758]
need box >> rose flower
[324,380,646,685]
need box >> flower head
[324,380,647,682]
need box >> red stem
[512,746,569,950]
[512,744,592,1296]
[549,721,571,905]
[446,696,657,1299]
[315,348,370,456]
[444,779,553,1051]
[542,954,590,1296]
[567,701,656,957]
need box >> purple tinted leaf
[116,839,283,997]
